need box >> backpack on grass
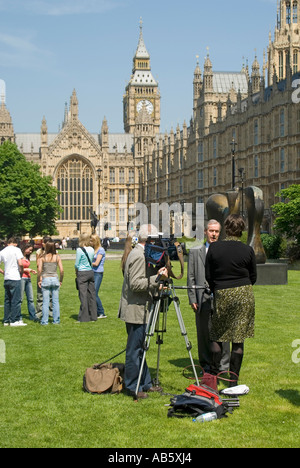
[83,362,124,395]
[167,384,229,419]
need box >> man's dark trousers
[4,280,22,324]
[125,322,152,393]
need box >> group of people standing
[118,215,257,398]
[75,233,107,322]
[1,214,256,398]
[0,233,106,326]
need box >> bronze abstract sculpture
[206,186,266,264]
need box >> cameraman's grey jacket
[118,244,159,324]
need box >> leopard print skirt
[210,285,255,343]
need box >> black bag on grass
[167,385,229,419]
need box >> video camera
[144,235,186,280]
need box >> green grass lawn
[0,257,299,448]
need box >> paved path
[31,252,122,261]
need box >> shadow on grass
[275,389,300,407]
[168,358,204,381]
[147,358,199,380]
[169,357,200,369]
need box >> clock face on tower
[136,99,153,115]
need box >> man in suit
[118,224,168,399]
[187,220,230,373]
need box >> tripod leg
[171,290,200,386]
[153,295,168,387]
[135,298,161,397]
[153,334,162,387]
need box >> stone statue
[206,193,231,240]
[206,186,266,264]
[245,186,267,264]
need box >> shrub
[261,234,283,259]
[285,241,300,262]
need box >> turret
[41,116,48,147]
[193,56,202,118]
[268,0,300,84]
[251,54,261,94]
[0,98,14,144]
[203,51,213,92]
[70,89,78,121]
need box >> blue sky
[0,0,277,134]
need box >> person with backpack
[91,234,107,319]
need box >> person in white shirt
[0,238,26,327]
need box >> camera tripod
[135,279,200,398]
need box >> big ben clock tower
[123,19,160,135]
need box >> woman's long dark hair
[121,237,133,275]
[44,241,57,257]
[21,243,33,260]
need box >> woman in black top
[205,214,257,383]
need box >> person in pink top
[21,243,38,322]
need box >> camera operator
[118,224,168,399]
[187,220,230,373]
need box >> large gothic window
[57,158,93,221]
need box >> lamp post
[126,183,130,233]
[230,138,237,189]
[180,199,185,237]
[238,167,245,218]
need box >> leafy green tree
[260,234,283,259]
[272,184,300,245]
[0,141,61,238]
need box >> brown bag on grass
[83,363,124,394]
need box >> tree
[272,184,300,245]
[0,141,62,238]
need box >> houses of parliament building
[0,0,300,238]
